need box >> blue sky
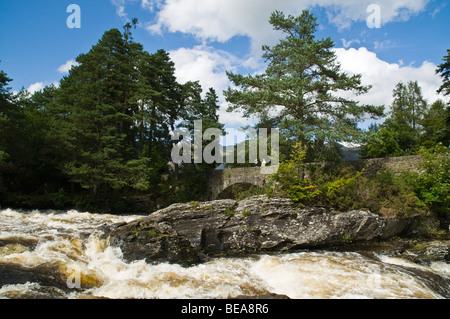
[0,0,449,129]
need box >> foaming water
[1,208,449,299]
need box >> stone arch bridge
[207,167,276,200]
[206,155,424,200]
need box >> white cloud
[26,81,60,94]
[169,45,258,128]
[169,46,237,92]
[147,0,431,52]
[334,47,444,116]
[27,82,46,94]
[168,45,444,129]
[141,0,163,11]
[318,0,430,30]
[111,0,128,18]
[342,38,361,49]
[111,0,439,130]
[147,0,298,52]
[57,60,79,74]
[111,0,164,19]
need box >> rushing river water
[0,208,449,299]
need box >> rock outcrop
[380,240,450,264]
[103,196,413,266]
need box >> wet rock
[0,244,28,257]
[391,240,450,264]
[390,263,450,298]
[0,237,39,249]
[103,196,414,265]
[0,264,71,293]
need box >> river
[0,208,449,299]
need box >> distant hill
[341,146,361,161]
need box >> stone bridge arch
[207,167,274,200]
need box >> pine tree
[136,49,186,181]
[437,49,450,97]
[1,69,65,201]
[0,65,14,194]
[224,10,383,156]
[363,81,430,157]
[387,81,427,153]
[391,81,427,132]
[0,64,13,109]
[54,28,149,197]
[436,50,450,147]
[420,100,450,148]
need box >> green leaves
[225,10,382,149]
[271,142,319,204]
[414,144,450,216]
[1,22,227,210]
[437,49,450,96]
[271,142,365,207]
[363,81,448,158]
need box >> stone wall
[345,155,424,175]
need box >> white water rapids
[0,208,449,299]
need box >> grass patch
[242,209,251,217]
[224,206,235,217]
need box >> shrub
[271,142,320,205]
[224,206,235,217]
[414,144,450,217]
[318,170,363,210]
[270,141,447,221]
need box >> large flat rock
[103,196,412,266]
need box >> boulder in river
[103,196,415,266]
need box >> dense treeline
[0,22,223,212]
[362,81,450,158]
[0,12,449,216]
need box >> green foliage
[270,140,441,219]
[271,142,320,204]
[242,210,251,217]
[363,80,449,158]
[319,170,363,208]
[342,233,353,244]
[157,164,209,207]
[189,201,200,208]
[391,81,427,133]
[0,24,223,212]
[272,142,362,206]
[286,183,320,204]
[437,49,450,96]
[232,184,265,201]
[49,188,70,209]
[0,62,13,107]
[224,206,235,217]
[321,167,428,218]
[225,10,383,149]
[363,127,404,158]
[414,144,450,216]
[419,100,450,148]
